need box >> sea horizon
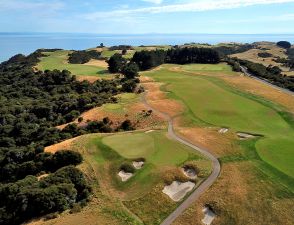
[1,32,294,62]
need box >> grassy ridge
[37,50,108,76]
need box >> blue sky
[1,0,294,34]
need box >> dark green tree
[107,53,126,73]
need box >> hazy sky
[1,0,294,34]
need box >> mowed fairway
[37,50,108,76]
[146,64,294,179]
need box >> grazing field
[146,64,294,179]
[36,50,109,76]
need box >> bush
[123,62,139,79]
[68,50,101,64]
[257,52,272,58]
[277,41,291,49]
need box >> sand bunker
[145,129,154,133]
[237,132,256,140]
[218,128,229,134]
[132,161,144,169]
[162,181,195,202]
[202,206,216,225]
[182,167,197,179]
[118,170,133,182]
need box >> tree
[277,41,291,49]
[107,53,126,73]
[100,43,104,48]
[123,62,139,79]
[122,49,127,55]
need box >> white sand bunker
[218,128,229,134]
[202,206,216,225]
[162,181,195,202]
[118,170,133,182]
[182,167,197,179]
[132,161,144,169]
[237,132,256,140]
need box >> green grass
[87,130,208,196]
[146,64,294,179]
[37,50,108,76]
[102,131,196,166]
[101,50,134,59]
[182,63,234,73]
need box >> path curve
[240,66,294,96]
[141,92,221,225]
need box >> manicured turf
[102,131,196,165]
[37,50,108,76]
[103,133,155,158]
[87,130,207,199]
[146,64,294,178]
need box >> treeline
[0,165,91,225]
[109,45,134,51]
[214,44,254,57]
[108,47,220,73]
[236,58,294,91]
[165,47,220,64]
[0,50,138,224]
[68,50,101,64]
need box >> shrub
[277,41,291,49]
[257,52,272,58]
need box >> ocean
[1,33,294,62]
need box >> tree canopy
[277,41,292,49]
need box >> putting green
[102,131,194,165]
[102,133,155,158]
[146,65,294,178]
[88,130,208,199]
[37,50,107,76]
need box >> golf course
[37,50,109,76]
[145,64,294,179]
[9,45,293,225]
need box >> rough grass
[37,50,108,76]
[146,65,294,179]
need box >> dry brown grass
[231,43,294,76]
[143,82,184,117]
[176,127,238,157]
[139,76,155,83]
[221,74,294,113]
[173,161,294,225]
[56,101,165,131]
[76,75,101,83]
[84,59,108,68]
[171,123,294,225]
[45,137,78,153]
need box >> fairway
[146,65,294,178]
[37,50,108,76]
[182,63,234,73]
